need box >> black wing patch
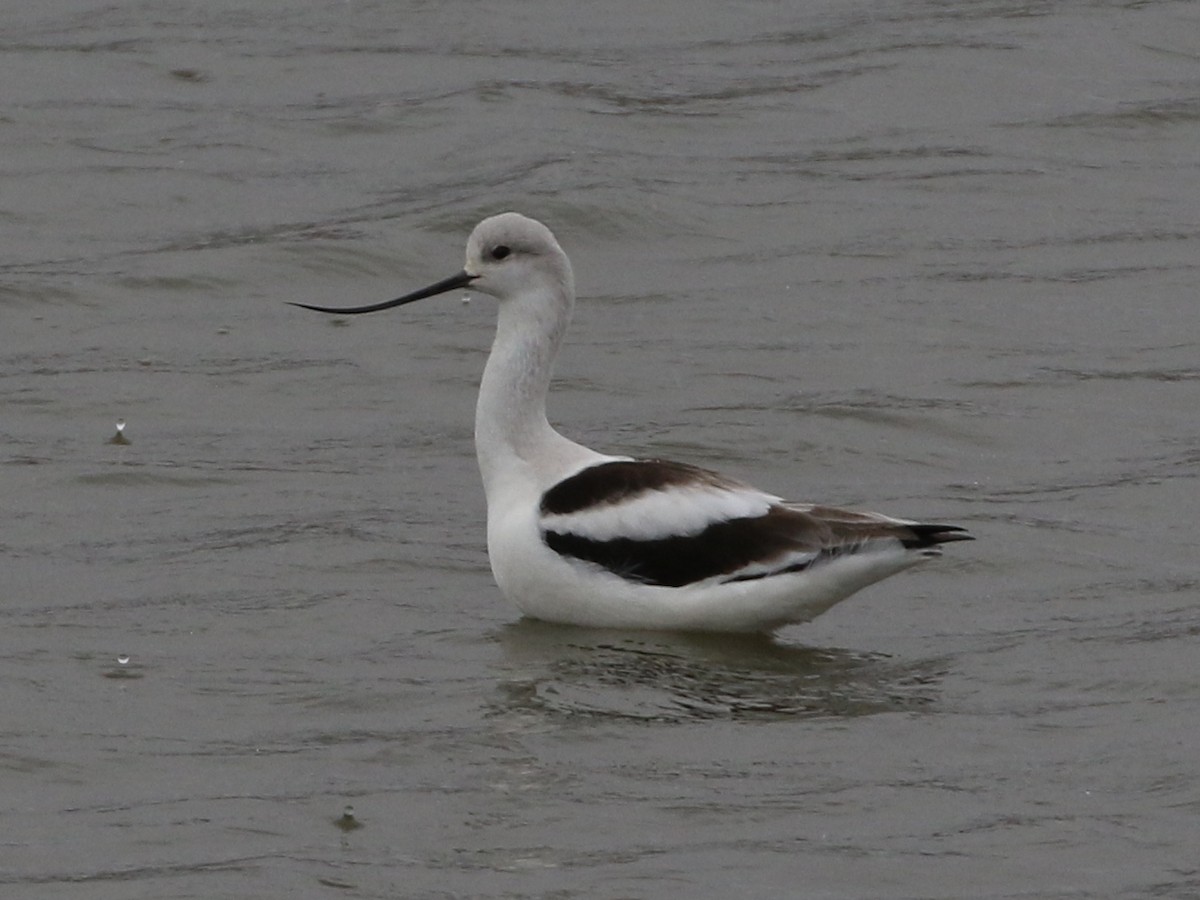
[542,506,823,588]
[539,459,743,517]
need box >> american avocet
[294,213,973,633]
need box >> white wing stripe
[541,482,777,542]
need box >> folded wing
[539,459,971,588]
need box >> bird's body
[295,212,972,633]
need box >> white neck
[474,285,595,500]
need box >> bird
[293,212,972,633]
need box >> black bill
[289,270,477,315]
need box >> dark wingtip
[902,524,974,549]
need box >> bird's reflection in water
[489,619,947,724]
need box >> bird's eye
[490,245,511,261]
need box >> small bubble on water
[335,804,364,832]
[102,653,142,679]
[108,419,131,446]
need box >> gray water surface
[3,1,1198,898]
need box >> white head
[289,212,573,316]
[463,212,573,306]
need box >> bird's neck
[474,288,590,499]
